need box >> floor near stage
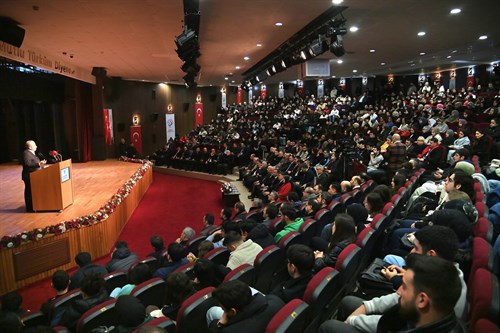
[0,160,142,238]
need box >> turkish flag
[466,76,475,88]
[237,87,242,105]
[130,125,143,155]
[103,109,114,145]
[195,102,203,127]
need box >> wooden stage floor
[0,160,143,238]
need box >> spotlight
[330,35,345,57]
[309,37,328,56]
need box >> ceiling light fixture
[352,69,358,73]
[380,62,386,65]
[256,43,262,47]
[332,0,344,4]
[369,49,375,53]
[337,59,343,64]
[349,26,359,32]
[420,52,426,55]
[275,22,283,27]
[243,56,250,60]
[479,35,488,40]
[450,8,461,14]
[417,31,426,36]
[235,66,240,69]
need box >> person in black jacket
[313,213,356,272]
[106,241,139,273]
[21,140,46,212]
[209,280,284,333]
[59,273,109,331]
[269,244,314,302]
[70,252,108,290]
[240,221,275,249]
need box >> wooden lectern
[30,159,74,212]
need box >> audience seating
[130,277,166,308]
[223,263,256,286]
[103,271,128,295]
[339,194,354,206]
[139,257,159,274]
[469,237,493,286]
[269,217,284,236]
[314,209,333,235]
[53,327,72,333]
[382,202,394,220]
[174,262,196,279]
[187,236,207,257]
[327,200,344,217]
[278,231,304,252]
[132,316,176,333]
[176,287,217,333]
[474,217,494,243]
[335,243,363,292]
[48,288,82,325]
[204,247,230,266]
[246,208,264,223]
[370,213,387,230]
[299,218,318,246]
[265,299,310,333]
[21,311,47,328]
[254,245,285,294]
[303,267,342,333]
[76,299,116,333]
[203,225,221,236]
[352,189,364,204]
[472,318,500,333]
[475,202,488,219]
[468,268,499,329]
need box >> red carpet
[18,172,224,312]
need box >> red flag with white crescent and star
[195,102,203,127]
[130,125,143,155]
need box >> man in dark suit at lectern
[22,140,46,212]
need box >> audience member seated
[268,244,314,302]
[154,242,189,280]
[274,203,304,243]
[224,231,263,270]
[176,227,196,248]
[70,252,108,290]
[111,263,152,298]
[239,220,274,249]
[115,295,148,332]
[40,270,70,316]
[106,241,139,273]
[187,240,215,263]
[147,235,166,267]
[200,213,216,236]
[193,259,227,290]
[261,203,278,228]
[1,291,27,317]
[363,193,385,221]
[59,273,109,331]
[206,220,241,248]
[312,213,356,272]
[148,271,196,320]
[0,311,22,333]
[208,280,284,333]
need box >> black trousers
[23,178,33,212]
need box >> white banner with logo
[165,114,176,142]
[362,77,368,86]
[449,69,456,90]
[249,88,253,104]
[221,87,227,109]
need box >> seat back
[468,268,499,328]
[314,209,333,234]
[204,247,230,265]
[21,311,47,328]
[103,271,128,295]
[223,263,256,286]
[303,267,342,331]
[176,287,217,333]
[278,231,303,252]
[339,194,354,206]
[140,257,159,274]
[254,245,285,294]
[132,316,176,333]
[469,237,493,286]
[174,262,196,279]
[130,277,166,308]
[76,299,116,333]
[352,189,364,204]
[265,299,310,333]
[299,218,318,246]
[327,200,344,217]
[335,243,363,291]
[49,288,82,325]
[187,236,207,257]
[474,217,493,243]
[269,217,285,236]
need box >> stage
[0,159,153,295]
[0,160,143,238]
